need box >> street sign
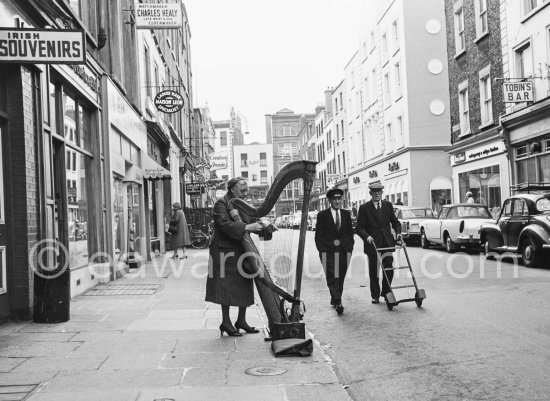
[0,28,86,64]
[154,90,184,113]
[135,2,183,29]
[503,80,533,103]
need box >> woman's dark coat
[205,194,254,306]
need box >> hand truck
[374,243,426,311]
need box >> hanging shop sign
[185,183,203,195]
[154,90,184,113]
[502,80,533,103]
[135,2,183,29]
[0,28,85,64]
[209,151,228,170]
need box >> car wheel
[421,230,430,249]
[521,236,541,268]
[445,234,456,253]
[484,241,495,260]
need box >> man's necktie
[377,202,381,214]
[335,210,341,231]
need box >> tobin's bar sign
[0,28,86,64]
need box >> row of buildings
[217,0,549,221]
[0,0,215,322]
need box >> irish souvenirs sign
[0,28,85,64]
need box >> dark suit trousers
[367,250,394,299]
[319,251,350,305]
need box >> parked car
[480,192,550,267]
[394,206,435,244]
[307,211,318,231]
[291,212,302,229]
[419,204,494,252]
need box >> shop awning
[143,156,172,181]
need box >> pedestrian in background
[356,183,402,304]
[205,177,263,337]
[315,187,355,315]
[466,191,475,204]
[171,202,190,259]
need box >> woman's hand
[245,222,262,233]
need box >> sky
[185,0,369,144]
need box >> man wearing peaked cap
[356,182,402,304]
[314,187,354,315]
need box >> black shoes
[371,298,380,304]
[335,304,344,315]
[219,323,242,337]
[234,321,259,334]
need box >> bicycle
[188,221,213,249]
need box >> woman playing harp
[205,177,266,337]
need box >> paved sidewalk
[0,249,351,401]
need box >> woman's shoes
[219,323,242,337]
[234,321,259,334]
[180,255,188,259]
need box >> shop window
[458,165,501,217]
[402,191,408,206]
[67,154,90,268]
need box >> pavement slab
[0,341,79,358]
[27,389,138,401]
[161,352,229,368]
[0,356,27,372]
[11,355,107,373]
[135,385,285,401]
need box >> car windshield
[402,209,434,219]
[536,197,550,213]
[455,206,492,218]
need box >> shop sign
[185,183,202,195]
[209,151,228,170]
[135,2,182,29]
[352,177,361,184]
[368,170,378,178]
[465,142,504,162]
[453,152,466,164]
[108,80,145,138]
[327,174,339,186]
[154,90,184,113]
[503,80,533,103]
[0,28,85,64]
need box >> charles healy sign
[503,81,533,103]
[0,28,85,64]
[135,2,182,29]
[154,90,184,113]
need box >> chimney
[324,87,333,116]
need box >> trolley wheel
[414,291,423,308]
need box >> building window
[240,153,248,167]
[458,83,470,135]
[515,137,550,183]
[144,45,152,99]
[220,131,227,146]
[475,0,488,37]
[261,171,268,184]
[381,33,388,62]
[277,125,295,137]
[397,115,404,148]
[252,174,258,182]
[392,20,400,52]
[458,165,501,217]
[515,42,532,79]
[260,152,267,166]
[383,72,390,106]
[522,0,539,15]
[454,6,466,54]
[241,171,248,179]
[386,122,393,152]
[394,62,402,99]
[479,68,493,125]
[68,0,81,18]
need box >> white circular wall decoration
[428,59,443,74]
[426,19,441,34]
[430,99,445,115]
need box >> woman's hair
[227,177,246,192]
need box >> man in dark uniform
[356,183,402,304]
[315,187,355,315]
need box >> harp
[228,160,317,337]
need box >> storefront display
[458,165,501,218]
